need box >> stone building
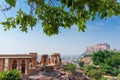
[0,53,37,74]
[40,53,62,70]
[50,53,61,67]
[40,54,49,66]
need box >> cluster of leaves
[88,69,108,80]
[82,65,109,80]
[1,0,120,36]
[92,51,112,65]
[100,64,120,76]
[64,63,76,75]
[0,9,37,32]
[82,65,95,72]
[36,5,76,36]
[0,69,21,80]
[82,65,105,80]
[105,52,120,67]
[88,69,102,80]
[92,51,120,76]
[118,73,120,80]
[78,61,84,67]
[99,76,108,80]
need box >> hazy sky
[0,0,120,55]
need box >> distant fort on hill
[84,43,119,55]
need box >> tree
[0,0,120,36]
[92,51,112,65]
[88,69,102,79]
[100,64,119,76]
[0,69,21,80]
[111,53,120,67]
[64,63,76,75]
[78,61,84,67]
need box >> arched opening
[21,60,25,74]
[12,60,17,69]
[0,60,3,71]
[54,57,57,64]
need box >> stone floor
[29,69,68,80]
[28,69,90,80]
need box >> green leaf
[100,12,107,19]
[108,9,113,17]
[5,0,16,7]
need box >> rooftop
[0,54,33,59]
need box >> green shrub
[117,73,120,80]
[0,69,21,80]
[78,61,84,67]
[99,76,108,80]
[64,63,76,75]
[82,65,95,72]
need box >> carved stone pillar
[26,59,29,74]
[50,55,54,65]
[0,59,5,72]
[8,59,10,71]
[17,59,20,71]
[32,58,37,69]
[9,59,12,70]
[3,59,5,71]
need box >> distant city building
[84,43,118,55]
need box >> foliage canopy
[0,0,120,36]
[92,51,120,76]
[0,69,21,80]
